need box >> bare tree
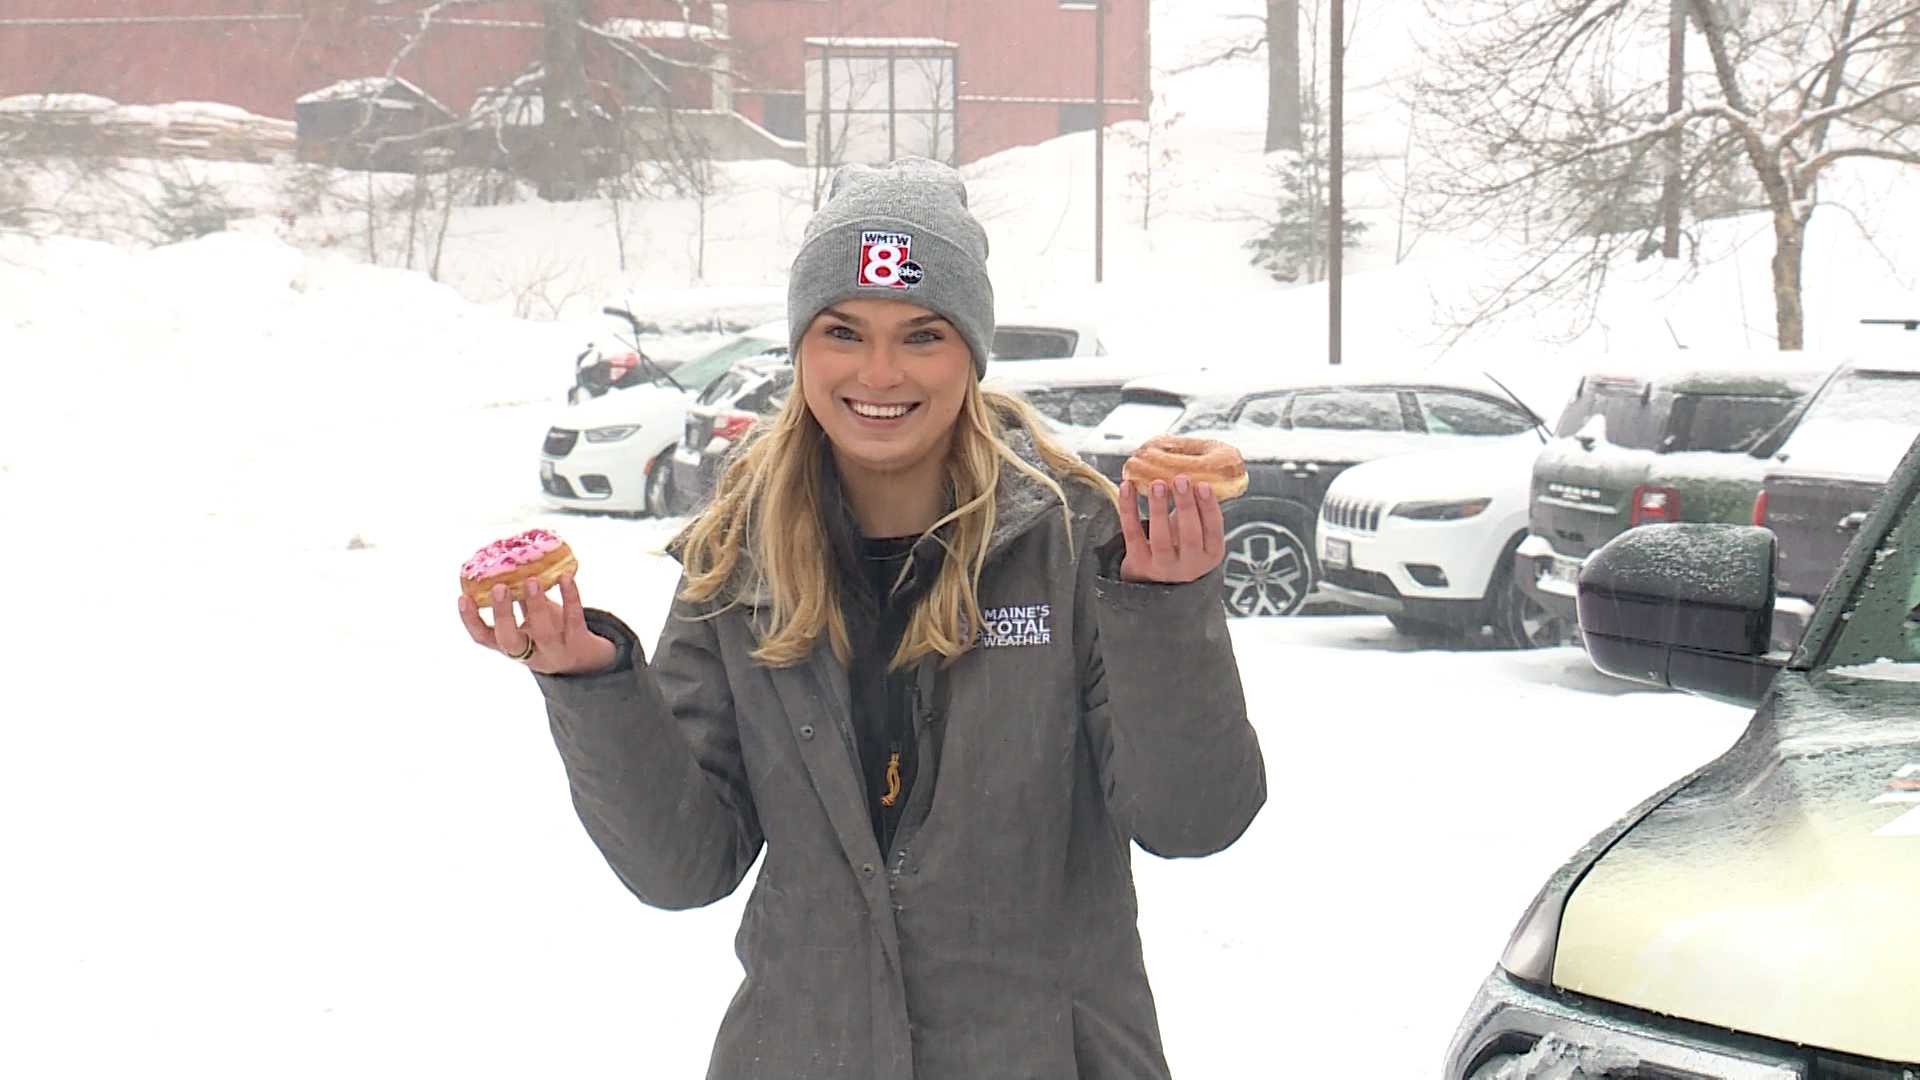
[1174,3,1304,151]
[1116,93,1184,230]
[1416,0,1920,349]
[628,111,727,280]
[368,0,730,201]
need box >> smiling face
[798,297,975,482]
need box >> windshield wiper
[1482,371,1549,445]
[602,306,684,392]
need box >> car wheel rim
[646,457,669,514]
[1221,521,1309,617]
[1512,579,1561,647]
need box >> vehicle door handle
[1837,511,1869,532]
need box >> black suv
[1756,355,1920,651]
[1517,364,1825,628]
[1082,369,1543,618]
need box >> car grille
[1323,495,1384,532]
[1323,566,1400,599]
[541,471,577,498]
[543,427,579,457]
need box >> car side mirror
[1577,524,1783,706]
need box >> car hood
[1324,437,1539,501]
[554,382,690,428]
[1552,671,1920,1063]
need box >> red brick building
[0,1,1149,165]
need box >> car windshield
[1288,389,1404,431]
[1099,400,1184,442]
[1664,393,1799,452]
[674,336,785,392]
[992,327,1079,360]
[1553,381,1664,448]
[696,368,754,407]
[1797,370,1920,428]
[1776,371,1920,477]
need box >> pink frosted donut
[459,529,577,608]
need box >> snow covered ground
[0,229,1751,1077]
[12,0,1915,1072]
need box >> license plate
[1324,537,1350,570]
[1548,556,1581,585]
[540,460,556,481]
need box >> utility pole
[1328,0,1343,364]
[1660,0,1685,259]
[1094,0,1107,283]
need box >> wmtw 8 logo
[858,231,924,289]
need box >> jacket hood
[1551,671,1920,1063]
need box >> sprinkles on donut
[460,528,579,608]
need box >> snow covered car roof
[1569,355,1834,397]
[1120,364,1525,405]
[983,355,1172,392]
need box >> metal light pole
[1328,0,1343,364]
[1094,0,1107,283]
[1660,0,1685,259]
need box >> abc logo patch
[858,231,924,289]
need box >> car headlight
[584,424,641,443]
[1391,497,1492,521]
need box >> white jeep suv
[1315,428,1566,647]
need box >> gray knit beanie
[787,157,995,378]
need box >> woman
[457,158,1266,1079]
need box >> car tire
[1220,505,1315,618]
[644,448,676,518]
[1489,560,1569,649]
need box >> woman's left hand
[1116,476,1226,584]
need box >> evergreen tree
[1246,132,1365,284]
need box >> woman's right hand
[458,572,618,676]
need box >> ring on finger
[508,635,536,662]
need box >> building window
[804,38,958,166]
[761,93,804,141]
[1058,103,1099,135]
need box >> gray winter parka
[534,430,1267,1080]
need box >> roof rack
[1860,318,1920,330]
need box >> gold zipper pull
[880,751,903,807]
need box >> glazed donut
[460,528,578,608]
[1122,435,1248,500]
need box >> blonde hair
[678,369,1116,669]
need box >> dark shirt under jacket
[821,461,948,858]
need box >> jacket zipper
[889,674,936,875]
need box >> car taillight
[1629,485,1681,526]
[712,412,755,443]
[1752,489,1770,526]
